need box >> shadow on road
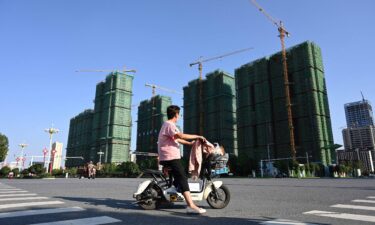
[54,196,329,225]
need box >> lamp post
[44,126,59,173]
[97,151,104,165]
[43,148,48,166]
[18,143,28,170]
[49,149,57,174]
[16,157,20,167]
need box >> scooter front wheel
[207,184,230,209]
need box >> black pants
[159,159,190,193]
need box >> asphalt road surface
[0,177,374,225]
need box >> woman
[158,105,206,214]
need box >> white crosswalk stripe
[29,216,121,225]
[331,204,375,211]
[0,189,22,191]
[304,210,375,223]
[0,190,28,194]
[304,196,375,223]
[0,201,64,209]
[352,199,375,204]
[0,197,48,201]
[0,207,85,218]
[0,183,122,225]
[0,193,37,197]
[261,219,316,224]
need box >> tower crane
[145,83,183,97]
[249,0,296,161]
[189,47,253,135]
[189,47,253,81]
[76,66,136,74]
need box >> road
[0,177,374,225]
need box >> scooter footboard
[203,181,223,199]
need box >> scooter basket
[209,153,229,169]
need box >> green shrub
[118,162,140,177]
[0,166,11,177]
[52,169,64,176]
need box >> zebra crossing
[304,195,375,223]
[0,183,121,225]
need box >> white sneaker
[186,207,206,214]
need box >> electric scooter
[133,152,230,210]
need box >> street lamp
[43,148,48,166]
[45,126,59,173]
[49,149,57,174]
[97,151,104,164]
[18,143,28,170]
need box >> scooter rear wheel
[138,187,160,210]
[207,184,230,209]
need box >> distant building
[342,99,375,152]
[51,142,63,170]
[342,126,375,151]
[183,70,237,158]
[336,149,374,173]
[340,99,375,172]
[345,100,374,128]
[66,109,94,167]
[66,71,134,167]
[235,41,334,166]
[136,95,172,155]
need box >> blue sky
[1,0,374,165]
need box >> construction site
[66,1,335,173]
[236,41,334,168]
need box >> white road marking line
[331,204,375,211]
[0,193,37,197]
[0,189,23,191]
[352,199,375,204]
[0,207,84,218]
[0,190,28,194]
[261,219,316,224]
[29,216,121,225]
[0,197,48,201]
[367,196,375,199]
[0,201,64,209]
[304,210,375,223]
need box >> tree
[138,158,158,170]
[0,166,11,177]
[0,133,9,162]
[28,164,46,175]
[118,162,140,177]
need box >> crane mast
[250,0,296,161]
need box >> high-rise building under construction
[66,109,93,167]
[66,71,133,167]
[183,70,237,157]
[235,41,334,166]
[136,95,172,154]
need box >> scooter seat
[143,169,163,175]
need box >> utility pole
[250,0,296,161]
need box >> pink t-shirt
[158,121,181,161]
